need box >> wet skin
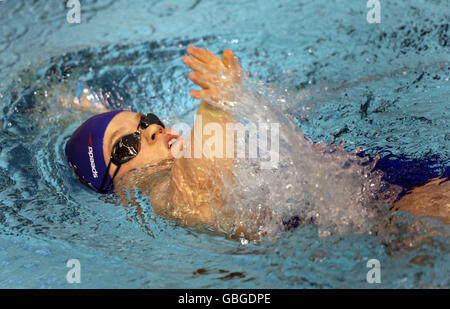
[99,46,448,235]
[102,47,243,233]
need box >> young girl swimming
[65,46,449,240]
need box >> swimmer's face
[103,111,184,181]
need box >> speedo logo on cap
[88,132,99,178]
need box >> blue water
[0,0,449,288]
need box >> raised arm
[170,47,243,229]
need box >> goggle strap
[103,163,122,193]
[111,163,121,182]
[98,160,112,193]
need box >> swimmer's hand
[183,46,242,108]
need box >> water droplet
[240,238,249,245]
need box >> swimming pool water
[0,0,448,288]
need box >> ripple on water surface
[0,0,449,288]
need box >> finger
[223,49,242,77]
[187,46,221,64]
[232,54,242,76]
[188,72,211,89]
[184,56,223,75]
[190,89,219,103]
[222,49,234,70]
[190,89,207,100]
[183,56,209,74]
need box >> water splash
[203,75,403,240]
[0,20,448,286]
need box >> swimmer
[65,46,449,240]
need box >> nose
[142,124,164,145]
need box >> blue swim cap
[65,110,124,193]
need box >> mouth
[164,134,181,150]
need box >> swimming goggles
[98,113,165,193]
